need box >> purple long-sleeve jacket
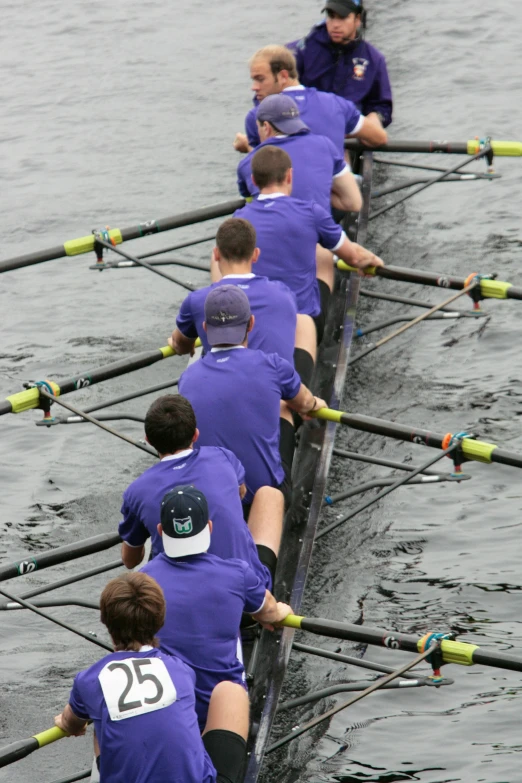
[287,22,392,127]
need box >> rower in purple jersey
[55,572,250,783]
[179,285,327,509]
[287,0,393,128]
[119,395,283,591]
[235,145,383,372]
[236,93,361,214]
[169,217,297,365]
[233,44,387,154]
[142,485,292,730]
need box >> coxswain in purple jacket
[287,0,393,128]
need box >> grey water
[0,1,521,781]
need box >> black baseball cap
[160,485,210,557]
[322,0,363,17]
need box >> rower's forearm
[286,384,315,415]
[336,239,360,266]
[252,592,279,623]
[57,704,88,735]
[121,542,145,569]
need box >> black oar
[0,532,121,582]
[345,139,522,156]
[312,408,522,469]
[267,644,436,753]
[0,343,177,417]
[0,726,68,769]
[0,585,111,651]
[338,260,522,302]
[282,614,522,673]
[94,235,196,291]
[37,388,157,456]
[0,198,244,274]
[369,145,492,220]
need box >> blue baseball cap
[257,94,309,136]
[204,284,251,346]
[323,0,363,16]
[160,485,210,557]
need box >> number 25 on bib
[99,657,177,721]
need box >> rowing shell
[243,150,373,781]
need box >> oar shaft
[352,282,476,363]
[0,345,175,417]
[95,236,195,291]
[0,585,112,651]
[345,139,522,156]
[0,727,66,768]
[369,146,490,220]
[38,388,157,457]
[313,409,522,469]
[0,198,244,274]
[0,532,121,582]
[267,645,435,752]
[338,261,521,301]
[283,616,522,673]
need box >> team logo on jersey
[352,58,369,80]
[174,516,193,535]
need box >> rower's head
[158,484,212,558]
[213,218,260,270]
[145,394,198,457]
[251,145,293,196]
[323,0,363,44]
[100,572,166,651]
[249,45,298,101]
[203,284,254,348]
[256,94,308,141]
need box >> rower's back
[179,285,302,503]
[143,551,265,729]
[180,345,300,503]
[237,130,346,212]
[177,274,296,363]
[141,486,267,732]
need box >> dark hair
[145,394,196,454]
[250,46,298,80]
[100,572,165,650]
[251,145,292,189]
[216,218,256,262]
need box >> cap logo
[173,516,193,535]
[212,310,239,324]
[281,107,299,118]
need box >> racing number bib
[99,657,177,721]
